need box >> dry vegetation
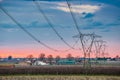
[0,65,120,75]
[0,65,120,80]
[0,75,120,80]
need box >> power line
[59,38,80,52]
[33,0,74,49]
[65,0,88,67]
[0,5,58,52]
[65,0,86,52]
[65,0,86,59]
[0,5,80,52]
[65,0,82,35]
[65,0,105,68]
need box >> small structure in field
[57,59,76,65]
[33,61,49,66]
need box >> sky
[0,0,120,58]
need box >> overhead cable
[66,0,82,35]
[33,0,74,49]
[0,5,58,52]
[0,5,80,52]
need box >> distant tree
[0,56,1,61]
[55,55,61,63]
[66,53,74,61]
[27,55,34,65]
[39,53,45,61]
[115,55,120,61]
[27,54,34,60]
[8,56,12,60]
[115,55,119,58]
[48,55,53,65]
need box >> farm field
[0,75,120,80]
[0,65,120,75]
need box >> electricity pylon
[73,33,101,68]
[94,40,106,63]
[101,44,107,58]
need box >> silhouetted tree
[115,55,119,58]
[55,55,61,63]
[48,55,53,65]
[0,56,1,61]
[27,54,34,65]
[8,56,12,60]
[39,53,45,61]
[115,55,120,61]
[27,55,34,60]
[66,53,74,61]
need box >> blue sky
[0,0,120,57]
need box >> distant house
[33,61,49,66]
[45,59,56,65]
[97,58,107,61]
[57,59,76,65]
[0,58,19,64]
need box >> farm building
[33,61,49,65]
[57,59,76,65]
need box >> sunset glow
[0,0,120,58]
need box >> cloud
[83,13,94,19]
[92,0,120,8]
[106,23,120,26]
[0,23,16,28]
[82,21,103,30]
[28,21,50,28]
[52,3,101,14]
[28,21,67,29]
[5,28,19,32]
[82,20,120,31]
[92,21,103,26]
[101,29,110,32]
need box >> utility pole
[73,33,101,68]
